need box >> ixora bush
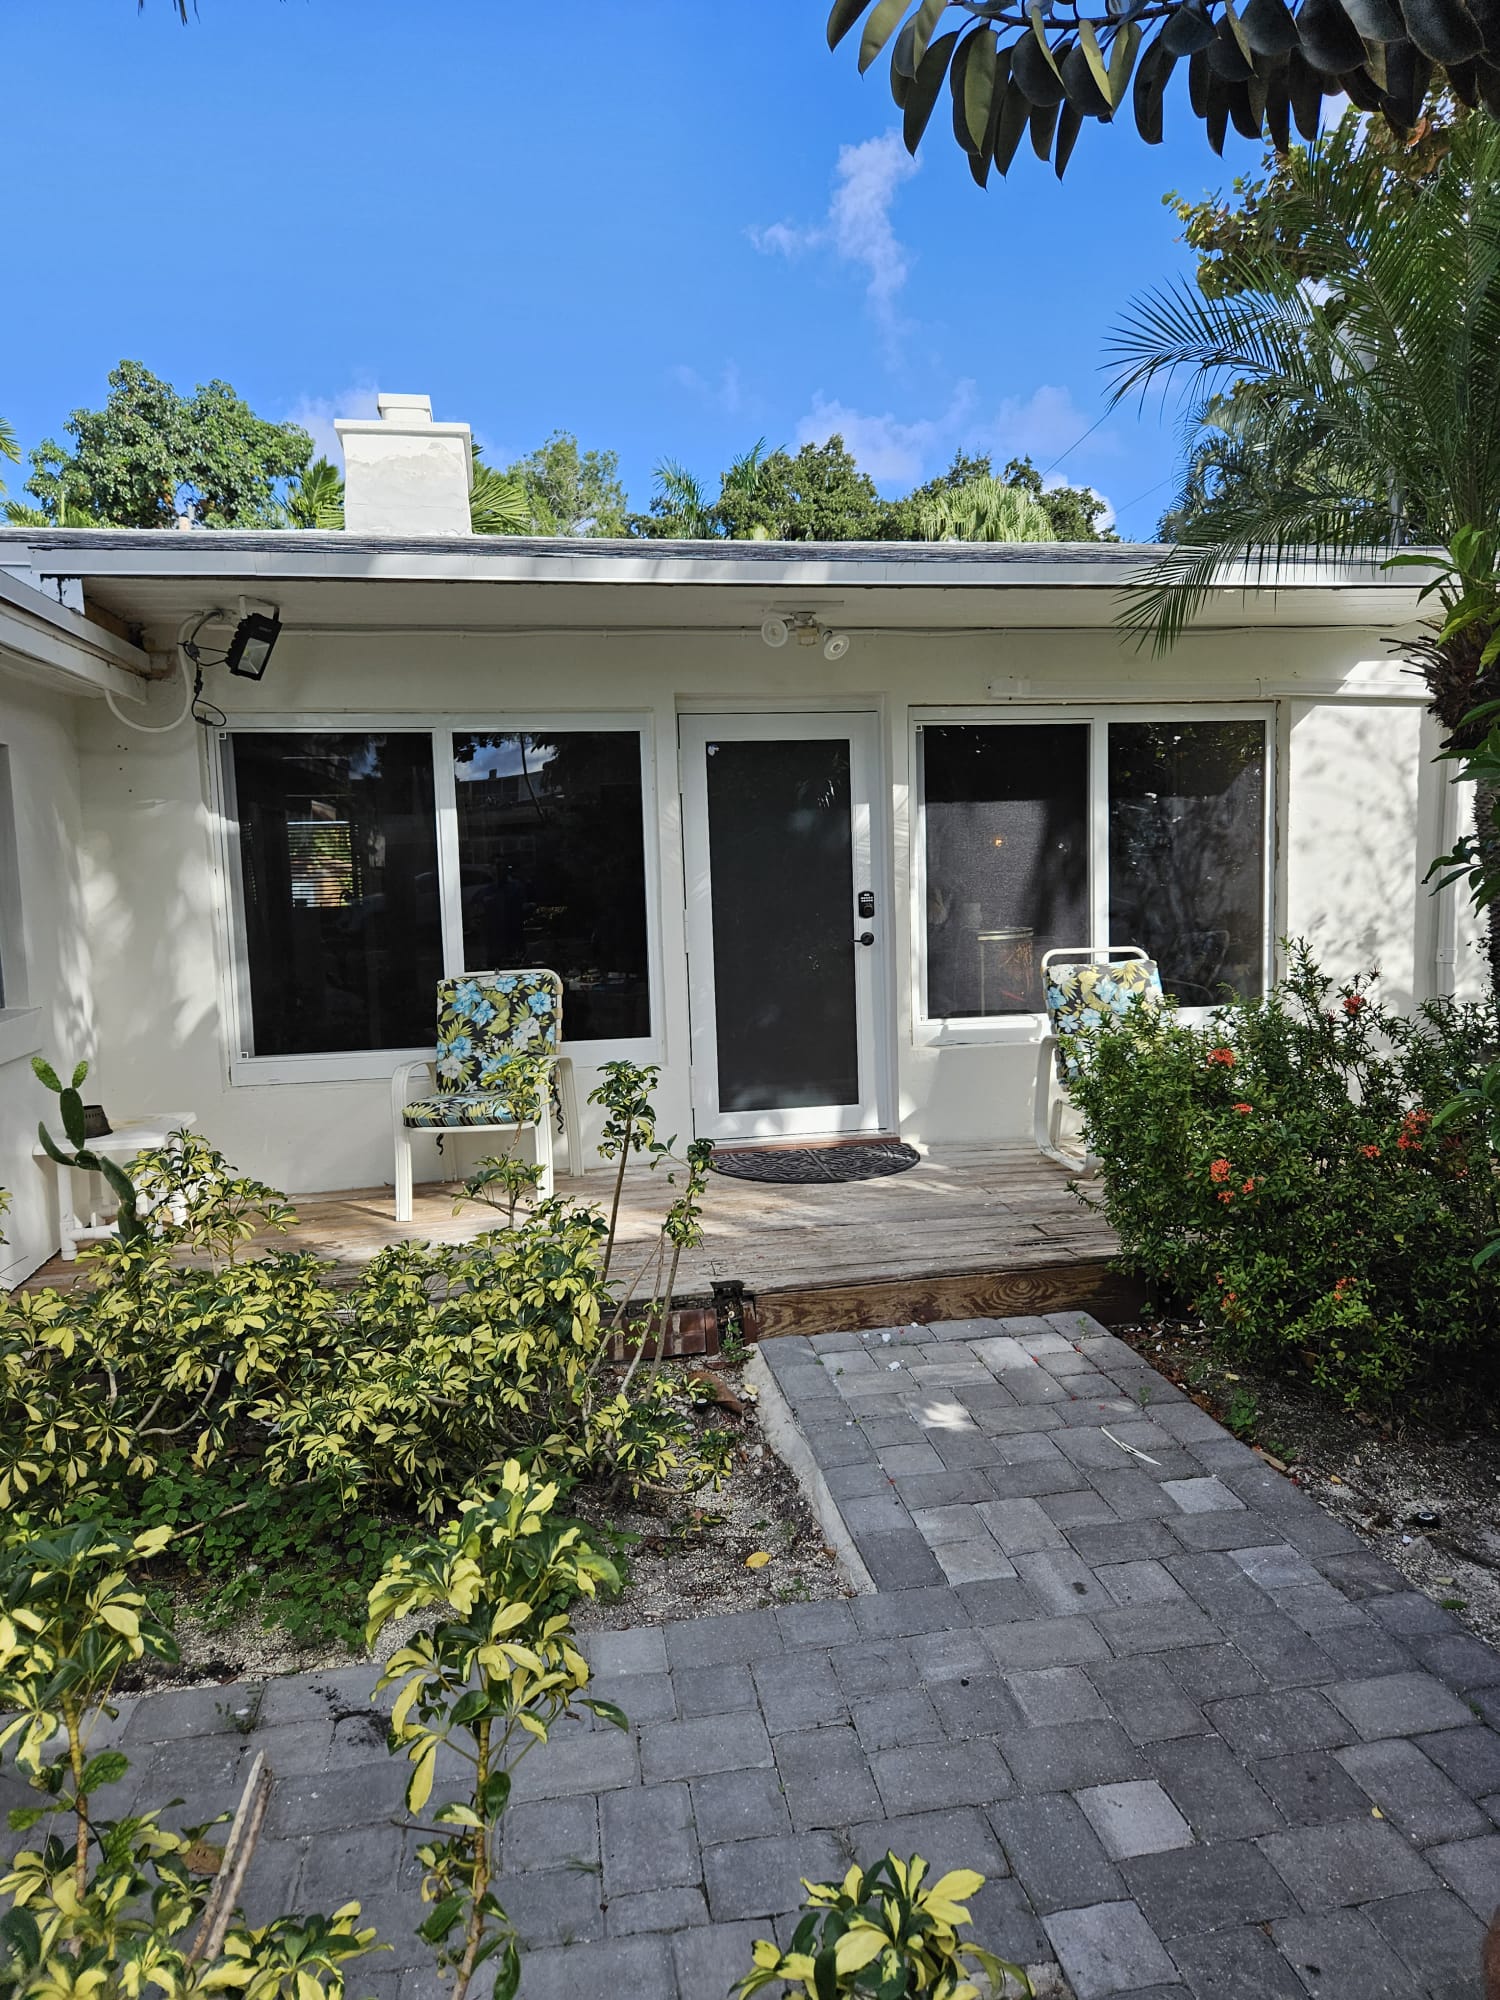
[736,1853,1030,1999]
[1067,945,1500,1406]
[0,1469,624,2000]
[2,1059,727,1643]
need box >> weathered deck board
[23,1144,1133,1330]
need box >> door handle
[857,932,875,947]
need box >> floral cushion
[403,1090,534,1130]
[434,970,561,1091]
[1045,958,1163,1080]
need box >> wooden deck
[114,1143,1128,1336]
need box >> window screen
[231,732,442,1055]
[1108,720,1267,1004]
[453,731,651,1042]
[922,723,1090,1018]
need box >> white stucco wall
[0,674,94,1282]
[70,620,1447,1202]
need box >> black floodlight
[225,607,282,681]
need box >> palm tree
[467,446,531,535]
[0,418,17,497]
[914,476,1054,542]
[282,455,345,529]
[1106,110,1500,985]
[648,457,718,538]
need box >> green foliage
[4,1064,726,1642]
[367,1467,625,2000]
[735,1851,1029,1998]
[467,444,531,535]
[21,362,313,529]
[499,431,629,537]
[825,0,1496,183]
[912,475,1053,542]
[1067,945,1500,1406]
[1108,113,1500,666]
[278,456,345,530]
[32,1057,147,1247]
[0,417,17,500]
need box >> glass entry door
[680,713,886,1141]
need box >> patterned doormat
[708,1140,921,1184]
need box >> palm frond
[469,461,531,536]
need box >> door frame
[678,708,893,1142]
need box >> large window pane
[923,724,1090,1017]
[232,732,442,1055]
[453,731,650,1042]
[1109,720,1267,1004]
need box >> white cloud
[991,384,1117,467]
[282,385,379,466]
[751,131,919,333]
[796,385,975,487]
[671,361,744,416]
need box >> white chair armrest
[391,1058,436,1124]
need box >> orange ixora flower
[1208,1047,1236,1067]
[1343,993,1367,1015]
[1241,1177,1257,1194]
[1397,1108,1431,1154]
[1218,1189,1235,1204]
[1233,1101,1253,1114]
[1361,1143,1381,1159]
[1333,1276,1354,1297]
[1209,1158,1233,1184]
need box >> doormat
[709,1140,921,1185]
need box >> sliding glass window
[918,713,1270,1022]
[224,722,653,1066]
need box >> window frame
[212,712,662,1085]
[910,703,1276,1046]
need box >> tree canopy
[499,431,630,537]
[827,0,1500,186]
[18,361,314,528]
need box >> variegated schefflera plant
[828,0,1500,183]
[735,1851,1032,1999]
[0,1521,376,2000]
[364,1466,627,2000]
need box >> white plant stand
[34,1113,196,1260]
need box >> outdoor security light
[225,607,282,681]
[823,631,851,662]
[760,615,789,649]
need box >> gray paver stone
[870,1738,1015,1813]
[639,1710,773,1783]
[587,1628,667,1678]
[1334,1735,1492,1845]
[1144,1735,1282,1841]
[1097,1561,1190,1609]
[1001,1719,1146,1793]
[908,1625,996,1682]
[1413,1721,1500,1798]
[773,1598,860,1649]
[1324,1669,1475,1740]
[1123,1839,1298,1937]
[1012,1548,1117,1618]
[512,1935,675,2000]
[605,1885,709,1936]
[1044,1901,1180,1999]
[856,1531,947,1591]
[702,1831,846,1921]
[663,1608,782,1670]
[1411,1631,1500,1691]
[851,1690,945,1752]
[1005,1665,1110,1727]
[1270,1909,1415,2000]
[1203,1689,1349,1759]
[672,1921,766,1998]
[508,1727,639,1800]
[1086,1657,1211,1745]
[985,1614,1110,1669]
[1218,1612,1334,1689]
[674,1663,756,1717]
[1249,1750,1375,1827]
[1093,1603,1220,1655]
[500,1795,598,1873]
[991,1792,1126,1914]
[752,1652,848,1732]
[124,1682,266,1745]
[850,1585,971,1639]
[689,1766,792,1846]
[501,1865,605,1948]
[834,1638,919,1698]
[1165,1926,1308,2000]
[773,1723,882,1830]
[928,1672,1027,1738]
[264,1763,406,1837]
[1077,1781,1194,1860]
[601,1782,698,1895]
[846,1804,1008,1878]
[1364,1886,1488,1994]
[1366,1591,1460,1637]
[934,1538,1018,1584]
[975,1497,1069,1554]
[1257,1817,1438,1909]
[1160,1478,1245,1515]
[1426,1831,1500,1918]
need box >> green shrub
[1,1067,726,1644]
[1067,944,1500,1406]
[735,1851,1029,1998]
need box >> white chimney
[334,392,474,536]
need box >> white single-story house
[0,393,1480,1284]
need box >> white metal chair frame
[1033,944,1155,1174]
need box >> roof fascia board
[0,573,151,701]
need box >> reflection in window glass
[1109,720,1267,1004]
[453,731,650,1042]
[232,733,442,1055]
[922,724,1090,1017]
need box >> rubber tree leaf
[1055,96,1085,173]
[1077,21,1115,101]
[993,77,1033,170]
[860,0,911,72]
[963,25,1000,143]
[909,0,950,71]
[1108,19,1144,99]
[828,0,875,48]
[904,27,961,146]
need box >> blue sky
[3,1,1270,539]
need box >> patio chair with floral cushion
[1034,945,1164,1172]
[390,969,581,1223]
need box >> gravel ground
[1117,1317,1500,1648]
[137,1355,848,1686]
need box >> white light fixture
[760,611,853,657]
[760,615,789,649]
[823,631,851,662]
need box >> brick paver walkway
[11,1316,1500,1999]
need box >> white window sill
[913,1012,1047,1049]
[0,1007,43,1070]
[230,1036,659,1088]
